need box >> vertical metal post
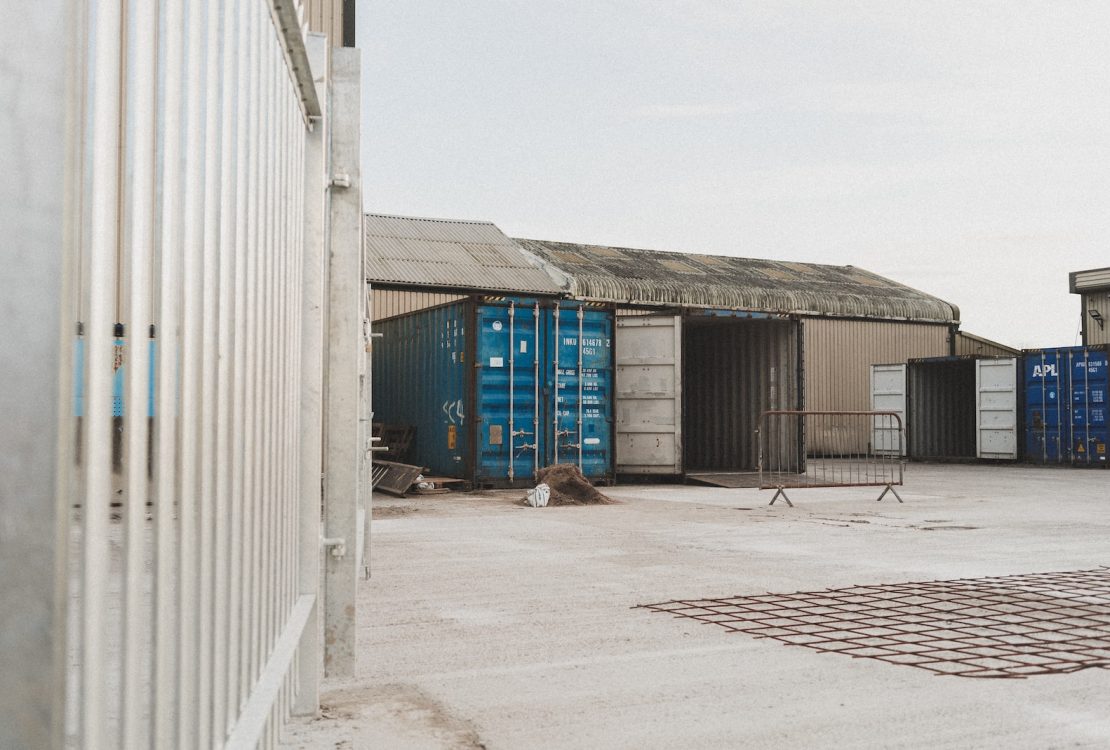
[197,2,225,745]
[0,2,74,748]
[82,0,125,744]
[1054,353,1062,463]
[1039,352,1047,463]
[154,0,186,743]
[533,303,540,478]
[508,302,515,481]
[1083,350,1090,464]
[577,305,584,471]
[553,304,560,463]
[213,0,242,739]
[296,37,321,703]
[323,47,363,679]
[122,0,157,746]
[242,0,263,702]
[227,0,254,722]
[176,0,208,742]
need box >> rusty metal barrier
[757,410,905,506]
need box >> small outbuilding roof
[1070,267,1110,293]
[514,238,959,324]
[364,214,566,295]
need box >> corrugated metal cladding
[1071,267,1110,347]
[372,288,465,321]
[515,238,959,324]
[683,319,799,471]
[1024,345,1108,465]
[303,0,348,45]
[364,214,565,295]
[805,319,951,411]
[372,297,614,487]
[955,332,1019,357]
[907,360,976,459]
[1081,291,1110,346]
[805,319,950,452]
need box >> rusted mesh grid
[639,568,1110,678]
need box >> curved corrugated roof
[514,238,959,324]
[364,214,566,294]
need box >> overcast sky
[357,1,1109,348]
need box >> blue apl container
[373,297,614,487]
[1023,345,1108,466]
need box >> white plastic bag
[526,483,551,508]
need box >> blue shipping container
[1023,345,1108,465]
[373,297,614,487]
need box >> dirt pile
[534,464,614,506]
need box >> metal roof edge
[364,211,499,227]
[514,237,960,325]
[956,330,1021,355]
[1070,266,1110,293]
[366,280,567,298]
[564,294,957,325]
[512,244,574,294]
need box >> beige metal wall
[804,318,950,453]
[304,0,345,44]
[372,288,465,321]
[1083,291,1110,346]
[955,332,1019,357]
[805,318,951,411]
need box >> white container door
[615,315,682,474]
[976,357,1019,459]
[870,364,907,456]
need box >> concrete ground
[284,464,1110,749]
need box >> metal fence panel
[5,1,351,747]
[758,410,905,506]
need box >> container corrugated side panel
[1067,347,1107,465]
[1024,349,1066,463]
[548,303,614,480]
[1023,346,1108,465]
[372,302,469,477]
[474,300,546,485]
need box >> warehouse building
[1071,267,1110,347]
[367,214,960,485]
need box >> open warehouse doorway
[615,312,801,482]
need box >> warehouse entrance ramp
[684,471,763,488]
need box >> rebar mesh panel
[639,568,1110,678]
